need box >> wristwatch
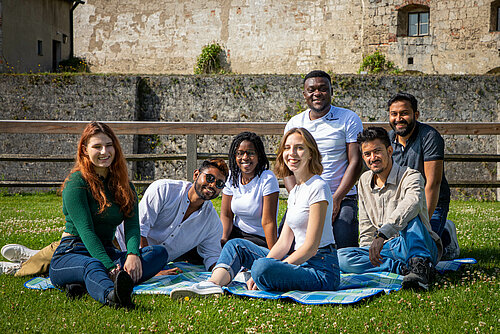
[375,231,388,240]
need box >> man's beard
[193,177,218,201]
[369,160,385,174]
[390,118,416,137]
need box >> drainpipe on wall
[70,1,85,58]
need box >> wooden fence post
[186,134,197,180]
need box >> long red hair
[62,121,136,217]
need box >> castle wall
[73,0,500,74]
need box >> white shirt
[287,175,335,250]
[115,179,222,270]
[223,170,279,237]
[285,105,363,196]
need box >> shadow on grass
[459,246,500,268]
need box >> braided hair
[228,132,269,187]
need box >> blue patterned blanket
[24,258,476,305]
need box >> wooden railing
[0,120,499,189]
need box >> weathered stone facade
[74,0,500,75]
[0,74,498,200]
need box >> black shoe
[106,270,135,308]
[402,257,433,291]
[65,283,86,299]
[399,263,410,276]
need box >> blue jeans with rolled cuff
[338,216,438,275]
[49,236,168,304]
[214,238,340,292]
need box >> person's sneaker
[1,244,39,263]
[0,261,21,275]
[441,220,460,260]
[402,257,433,291]
[398,263,410,276]
[170,281,223,300]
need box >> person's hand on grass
[155,267,183,276]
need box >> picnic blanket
[24,258,477,305]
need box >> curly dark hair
[228,132,269,187]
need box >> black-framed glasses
[202,172,225,189]
[235,150,256,158]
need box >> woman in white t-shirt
[221,132,279,249]
[170,127,340,298]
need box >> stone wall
[0,74,138,192]
[74,0,500,75]
[0,73,498,200]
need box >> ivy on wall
[194,43,225,74]
[358,50,400,74]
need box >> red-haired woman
[49,121,167,308]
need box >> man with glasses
[115,158,229,271]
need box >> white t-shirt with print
[287,175,335,249]
[223,169,280,237]
[285,105,363,196]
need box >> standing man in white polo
[284,70,363,248]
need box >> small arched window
[397,4,430,37]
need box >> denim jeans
[333,195,359,249]
[430,205,450,248]
[214,238,340,292]
[49,236,168,304]
[337,216,438,275]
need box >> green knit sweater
[62,171,140,269]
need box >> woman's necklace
[240,174,255,185]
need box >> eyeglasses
[202,172,225,189]
[235,150,256,158]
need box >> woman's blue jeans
[214,238,340,292]
[49,236,168,304]
[338,216,438,275]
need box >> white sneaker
[1,244,39,263]
[170,281,223,300]
[442,220,460,260]
[0,261,21,275]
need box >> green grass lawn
[0,193,498,333]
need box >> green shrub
[358,50,400,74]
[194,43,224,74]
